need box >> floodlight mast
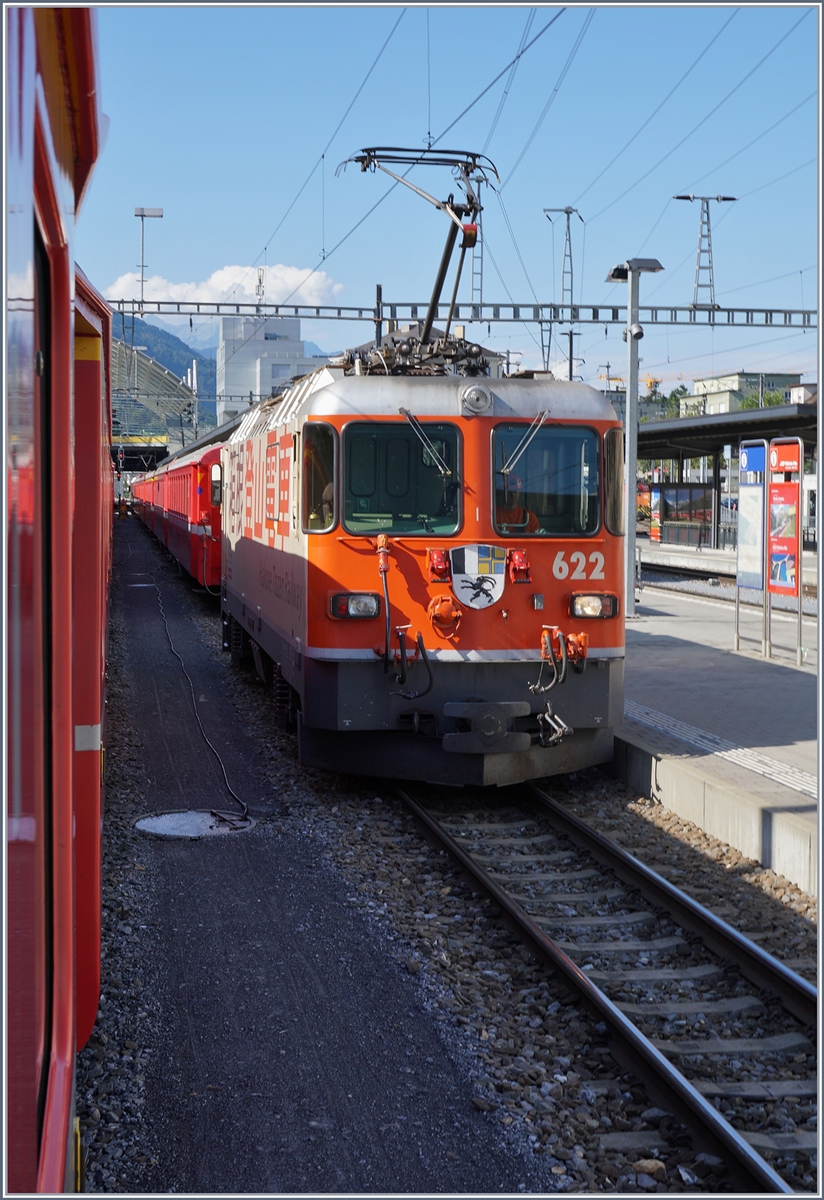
[338,147,499,345]
[134,207,163,315]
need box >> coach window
[342,421,460,535]
[302,423,337,531]
[604,428,624,535]
[492,424,599,536]
[210,462,222,507]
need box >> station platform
[612,585,818,897]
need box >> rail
[398,784,816,1193]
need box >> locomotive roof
[229,367,617,442]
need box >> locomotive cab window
[493,424,599,536]
[302,423,337,531]
[343,422,460,535]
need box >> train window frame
[210,462,222,508]
[490,422,602,538]
[604,427,625,536]
[341,419,463,537]
[300,421,338,534]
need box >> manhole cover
[134,810,255,839]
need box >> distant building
[216,316,330,426]
[789,382,817,405]
[601,387,668,424]
[680,370,802,416]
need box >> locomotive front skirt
[219,366,626,786]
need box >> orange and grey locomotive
[219,360,625,785]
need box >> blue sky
[76,4,820,392]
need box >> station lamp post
[134,207,163,314]
[605,257,664,619]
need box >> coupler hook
[537,702,573,747]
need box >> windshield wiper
[399,408,452,477]
[498,410,549,480]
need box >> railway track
[398,783,818,1194]
[640,563,817,602]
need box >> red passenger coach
[6,8,111,1192]
[132,443,223,588]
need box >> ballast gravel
[77,525,817,1193]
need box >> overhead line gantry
[109,296,817,330]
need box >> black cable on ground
[151,570,249,824]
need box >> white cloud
[104,263,344,308]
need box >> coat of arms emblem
[449,544,506,608]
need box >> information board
[736,441,766,591]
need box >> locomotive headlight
[331,592,381,618]
[570,593,618,618]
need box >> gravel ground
[77,527,818,1193]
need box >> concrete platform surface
[615,588,818,897]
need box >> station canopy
[637,402,817,460]
[111,338,195,420]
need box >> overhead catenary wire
[483,234,544,359]
[680,90,816,193]
[223,5,563,363]
[720,265,817,298]
[433,9,566,145]
[641,328,813,371]
[573,8,739,207]
[587,7,813,224]
[504,8,596,188]
[222,8,407,329]
[266,16,567,316]
[482,8,536,153]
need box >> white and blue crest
[449,544,506,608]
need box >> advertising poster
[736,484,764,590]
[649,487,661,542]
[768,481,800,595]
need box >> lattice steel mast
[674,194,736,309]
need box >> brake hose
[380,568,391,673]
[391,633,434,699]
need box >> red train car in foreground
[132,442,223,588]
[6,8,112,1192]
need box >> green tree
[662,383,688,418]
[740,389,786,410]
